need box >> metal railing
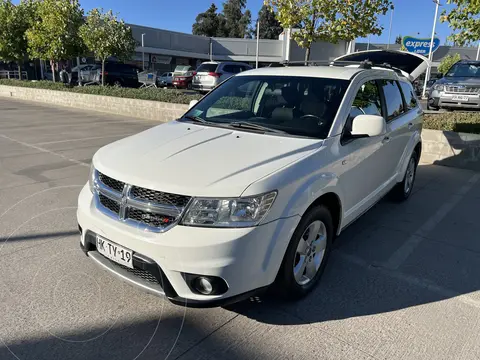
[0,70,28,80]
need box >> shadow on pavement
[433,130,480,172]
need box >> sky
[47,0,466,45]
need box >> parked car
[172,65,195,89]
[98,63,141,88]
[157,71,173,86]
[70,64,97,85]
[428,60,480,110]
[78,50,425,307]
[192,61,252,93]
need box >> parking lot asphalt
[1,98,480,360]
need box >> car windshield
[446,63,480,77]
[181,75,350,139]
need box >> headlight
[181,191,277,228]
[89,164,97,193]
[433,84,444,91]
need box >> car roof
[236,65,364,80]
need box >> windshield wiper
[226,121,287,134]
[182,115,210,124]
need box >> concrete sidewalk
[0,98,479,360]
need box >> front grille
[99,194,120,214]
[107,259,159,284]
[445,86,480,94]
[99,173,125,192]
[130,186,190,208]
[94,171,190,232]
[127,208,176,228]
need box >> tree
[221,0,251,38]
[0,0,35,79]
[441,0,480,46]
[26,0,84,82]
[192,3,221,37]
[266,0,393,61]
[255,5,283,39]
[395,35,402,44]
[438,53,461,75]
[79,8,136,86]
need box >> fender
[395,130,421,183]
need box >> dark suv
[100,63,141,87]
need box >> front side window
[399,81,418,110]
[345,80,382,135]
[182,75,350,139]
[379,80,405,121]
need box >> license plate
[452,95,469,102]
[96,235,133,268]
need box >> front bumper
[429,90,480,109]
[77,185,299,307]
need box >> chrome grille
[445,86,480,94]
[99,173,125,192]
[99,194,120,214]
[130,186,190,207]
[93,171,191,232]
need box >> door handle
[408,122,414,129]
[382,136,390,144]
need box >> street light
[141,33,146,70]
[476,42,480,61]
[422,0,442,99]
[255,19,260,69]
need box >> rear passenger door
[378,79,417,181]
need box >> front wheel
[275,205,333,300]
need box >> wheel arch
[304,192,343,238]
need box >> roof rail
[280,59,405,76]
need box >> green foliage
[438,53,461,75]
[441,0,480,46]
[266,0,393,61]
[79,8,136,86]
[255,5,283,39]
[26,0,84,82]
[0,0,36,77]
[395,35,402,44]
[424,113,480,134]
[0,79,202,104]
[192,3,221,37]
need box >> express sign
[402,36,441,55]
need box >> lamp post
[141,33,146,70]
[256,19,260,69]
[476,42,480,61]
[422,0,441,99]
[387,7,394,49]
[367,35,371,51]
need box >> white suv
[78,54,424,307]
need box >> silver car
[428,60,480,110]
[192,61,252,93]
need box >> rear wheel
[275,205,333,300]
[390,150,418,202]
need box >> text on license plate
[96,235,133,269]
[452,95,469,102]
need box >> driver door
[337,80,391,224]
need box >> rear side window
[196,63,218,73]
[379,80,405,121]
[223,64,242,74]
[398,81,418,110]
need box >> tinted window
[196,63,218,73]
[223,65,242,74]
[399,81,418,110]
[379,80,405,121]
[183,75,349,139]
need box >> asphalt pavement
[1,98,480,360]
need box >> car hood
[435,77,480,85]
[93,121,321,197]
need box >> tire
[187,82,193,90]
[390,150,418,202]
[275,205,333,300]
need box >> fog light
[195,277,213,295]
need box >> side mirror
[351,115,386,138]
[188,99,198,109]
